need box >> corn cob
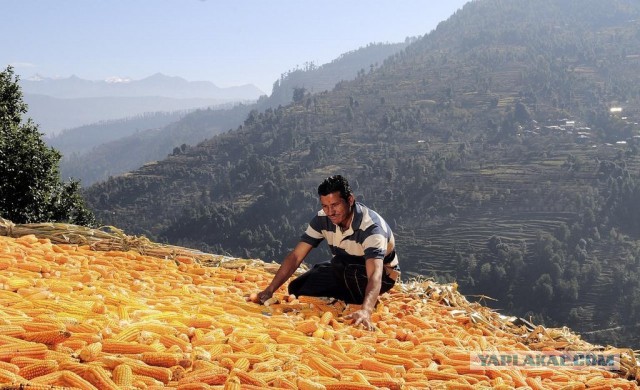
[375,344,421,358]
[158,333,191,351]
[47,283,74,294]
[276,333,315,345]
[5,278,34,291]
[319,311,334,326]
[0,367,23,383]
[244,342,273,355]
[141,351,183,367]
[181,316,213,329]
[374,352,419,369]
[18,359,58,380]
[352,370,375,383]
[403,380,435,389]
[116,305,130,321]
[15,234,39,244]
[112,363,134,387]
[132,373,164,387]
[64,322,101,334]
[55,361,90,376]
[306,355,341,378]
[84,366,120,390]
[442,382,475,390]
[251,358,284,372]
[0,325,26,338]
[367,374,405,390]
[177,383,213,390]
[217,352,268,365]
[251,370,288,384]
[43,348,74,363]
[14,262,43,273]
[0,343,48,361]
[223,375,242,390]
[101,339,157,354]
[274,376,297,390]
[360,357,399,376]
[295,320,319,335]
[177,370,228,386]
[68,332,102,344]
[226,337,247,352]
[21,330,71,345]
[125,359,173,384]
[0,361,20,374]
[311,327,325,338]
[61,369,99,390]
[317,344,349,361]
[52,343,74,355]
[329,361,361,370]
[59,338,86,352]
[525,377,546,390]
[192,360,227,373]
[231,369,268,387]
[0,258,13,271]
[28,370,63,384]
[297,377,327,390]
[112,326,141,342]
[323,382,377,390]
[346,343,373,356]
[78,341,102,362]
[169,364,187,382]
[230,356,249,372]
[423,369,468,381]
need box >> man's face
[320,191,354,229]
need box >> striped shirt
[300,202,397,265]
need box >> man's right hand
[256,289,273,304]
[250,242,312,305]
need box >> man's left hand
[345,309,375,331]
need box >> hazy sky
[4,0,469,94]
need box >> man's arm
[346,258,383,330]
[256,241,313,304]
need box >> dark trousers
[288,256,396,304]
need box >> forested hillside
[53,104,250,185]
[57,42,407,186]
[48,110,196,156]
[85,0,640,348]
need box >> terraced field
[398,210,576,277]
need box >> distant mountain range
[20,73,264,135]
[21,73,264,99]
[49,42,409,185]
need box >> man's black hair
[318,175,353,201]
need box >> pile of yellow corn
[0,232,638,389]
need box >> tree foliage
[0,67,95,225]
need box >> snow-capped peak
[105,76,132,84]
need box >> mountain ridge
[21,73,263,135]
[20,72,264,99]
[51,42,409,184]
[25,93,241,136]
